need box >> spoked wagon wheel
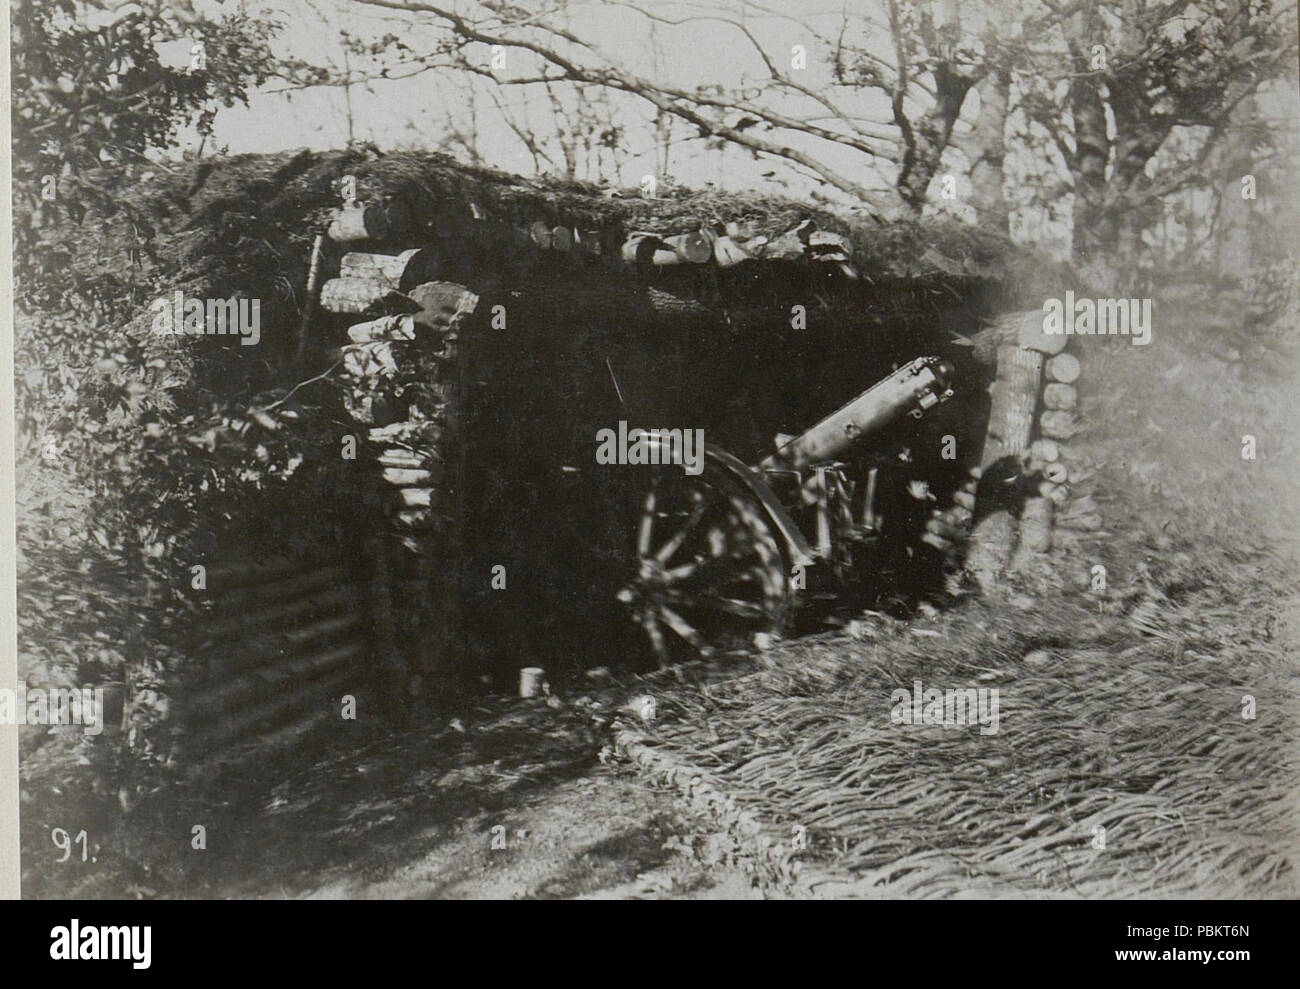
[616,462,793,669]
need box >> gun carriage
[616,356,955,667]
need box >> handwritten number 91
[52,828,88,863]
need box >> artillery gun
[302,185,1019,683]
[615,356,955,667]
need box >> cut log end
[1046,352,1082,383]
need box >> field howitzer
[618,356,956,667]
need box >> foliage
[11,0,282,306]
[9,2,342,772]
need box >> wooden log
[764,219,815,260]
[382,467,432,486]
[550,226,573,252]
[966,511,1017,593]
[1039,410,1079,439]
[663,230,712,263]
[377,448,429,469]
[368,420,440,445]
[398,487,435,509]
[328,204,389,242]
[577,229,603,257]
[1055,443,1086,463]
[1029,438,1060,463]
[407,282,481,334]
[347,314,417,344]
[969,314,1016,366]
[808,230,854,268]
[983,345,1043,464]
[338,249,400,280]
[967,342,1047,592]
[953,489,977,510]
[622,233,685,266]
[1043,383,1078,411]
[1036,480,1071,504]
[529,220,553,249]
[971,311,1059,366]
[1046,352,1081,383]
[189,658,360,745]
[320,277,403,314]
[392,509,433,532]
[341,341,400,378]
[1018,497,1053,553]
[1016,309,1069,355]
[808,229,850,253]
[1043,462,1069,484]
[713,234,753,267]
[1065,465,1094,485]
[340,249,437,291]
[920,532,952,553]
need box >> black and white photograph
[2,0,1298,919]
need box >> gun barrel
[760,357,952,470]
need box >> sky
[167,0,907,205]
[125,0,1298,260]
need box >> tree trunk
[1067,4,1113,284]
[1069,86,1113,276]
[896,65,975,210]
[967,64,1010,233]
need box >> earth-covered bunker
[26,148,1050,768]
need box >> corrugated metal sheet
[175,528,380,773]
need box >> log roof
[48,146,1035,317]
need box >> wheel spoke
[640,607,670,667]
[658,604,715,658]
[654,494,709,564]
[661,557,702,582]
[636,488,657,557]
[626,470,789,667]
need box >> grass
[605,290,1300,898]
[16,143,1297,897]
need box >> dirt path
[288,768,761,900]
[138,701,763,900]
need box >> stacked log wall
[961,310,1088,591]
